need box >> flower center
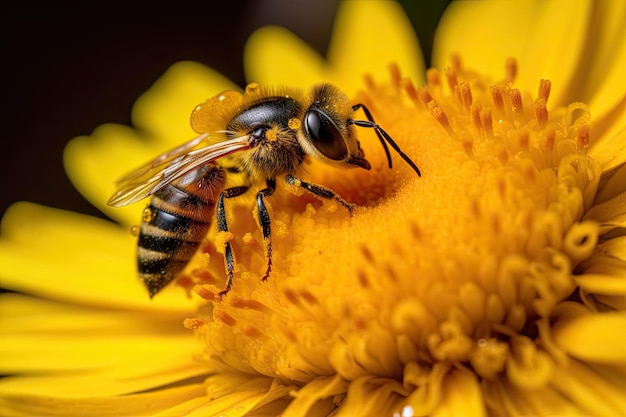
[186,57,600,410]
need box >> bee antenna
[349,104,421,177]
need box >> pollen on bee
[130,225,140,236]
[265,127,278,142]
[215,231,234,254]
[288,117,301,130]
[245,83,260,94]
[142,207,153,222]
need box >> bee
[109,82,421,298]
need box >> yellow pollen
[244,82,260,94]
[141,207,153,222]
[265,127,278,142]
[183,317,206,330]
[129,225,140,237]
[288,117,301,130]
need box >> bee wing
[107,133,253,207]
[113,133,211,186]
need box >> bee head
[299,84,371,170]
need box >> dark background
[1,1,450,222]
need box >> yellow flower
[1,1,625,416]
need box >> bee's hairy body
[109,82,421,298]
[224,95,306,180]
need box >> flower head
[1,1,625,416]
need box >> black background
[1,1,450,222]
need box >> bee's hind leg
[216,186,249,297]
[284,174,356,215]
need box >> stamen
[505,58,517,83]
[215,309,237,326]
[426,68,441,89]
[538,79,551,103]
[427,101,455,137]
[363,73,376,90]
[481,108,494,138]
[450,54,462,71]
[183,317,206,330]
[577,124,589,149]
[389,62,402,88]
[194,284,217,301]
[401,78,420,106]
[445,67,458,94]
[534,98,548,129]
[471,103,483,136]
[416,86,433,107]
[543,129,555,151]
[510,88,524,123]
[459,82,473,113]
[490,85,506,119]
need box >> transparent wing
[113,133,210,186]
[108,133,253,207]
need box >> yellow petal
[582,0,626,123]
[550,359,626,415]
[431,370,486,417]
[64,123,153,226]
[327,0,425,93]
[553,312,626,363]
[433,0,592,106]
[593,163,626,204]
[0,203,196,308]
[0,296,206,397]
[583,191,626,234]
[0,384,206,417]
[588,124,626,173]
[131,61,237,143]
[244,26,329,88]
[245,1,425,96]
[433,1,535,81]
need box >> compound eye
[304,110,348,161]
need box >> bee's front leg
[256,178,276,282]
[284,173,356,215]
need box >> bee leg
[256,179,276,282]
[216,186,249,297]
[284,174,356,216]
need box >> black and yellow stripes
[137,164,225,297]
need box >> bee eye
[304,110,348,160]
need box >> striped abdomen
[137,164,225,297]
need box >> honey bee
[109,82,421,298]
